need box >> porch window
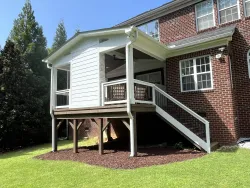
[248,50,250,78]
[180,56,213,92]
[136,71,162,84]
[244,0,250,16]
[195,0,215,31]
[138,20,159,40]
[218,0,240,24]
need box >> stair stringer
[156,105,210,153]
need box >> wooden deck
[54,104,156,119]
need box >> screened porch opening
[103,47,166,105]
[56,64,70,108]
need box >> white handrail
[134,79,155,87]
[154,86,209,125]
[102,79,127,86]
[56,89,70,95]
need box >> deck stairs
[136,80,211,153]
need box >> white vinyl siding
[138,20,159,40]
[248,50,250,78]
[70,39,100,107]
[218,0,240,24]
[180,56,213,92]
[244,0,250,16]
[195,0,215,31]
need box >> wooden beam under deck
[53,104,155,119]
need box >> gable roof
[43,26,129,63]
[116,0,203,27]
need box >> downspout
[46,62,54,118]
[45,60,57,151]
[125,27,138,119]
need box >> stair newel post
[152,87,156,104]
[206,121,211,153]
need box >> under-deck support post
[99,118,104,155]
[52,117,57,152]
[73,119,78,153]
[130,112,137,157]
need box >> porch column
[126,43,136,157]
[51,67,57,152]
[126,44,135,104]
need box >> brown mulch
[36,144,205,169]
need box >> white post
[51,67,57,152]
[206,122,211,153]
[126,43,137,157]
[130,113,137,157]
[152,87,156,104]
[101,83,105,106]
[126,44,135,105]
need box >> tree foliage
[52,21,68,90]
[51,20,67,52]
[0,41,49,149]
[0,0,51,150]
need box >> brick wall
[158,0,250,143]
[166,48,238,144]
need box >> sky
[0,0,170,48]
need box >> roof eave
[116,0,203,27]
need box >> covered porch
[45,26,211,157]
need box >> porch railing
[56,89,70,108]
[101,79,127,105]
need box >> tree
[10,0,48,77]
[0,41,48,149]
[51,20,67,52]
[51,21,68,90]
[7,0,50,148]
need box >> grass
[1,140,250,188]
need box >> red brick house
[115,0,250,144]
[44,0,250,156]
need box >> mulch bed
[36,143,205,169]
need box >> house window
[180,56,213,92]
[244,0,250,16]
[138,20,159,40]
[195,0,215,31]
[248,50,250,78]
[136,71,162,85]
[218,0,240,24]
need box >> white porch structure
[44,26,212,156]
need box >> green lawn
[1,141,250,188]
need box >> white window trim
[247,50,250,78]
[244,0,250,17]
[217,0,241,25]
[179,55,214,92]
[137,20,160,41]
[195,0,216,31]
